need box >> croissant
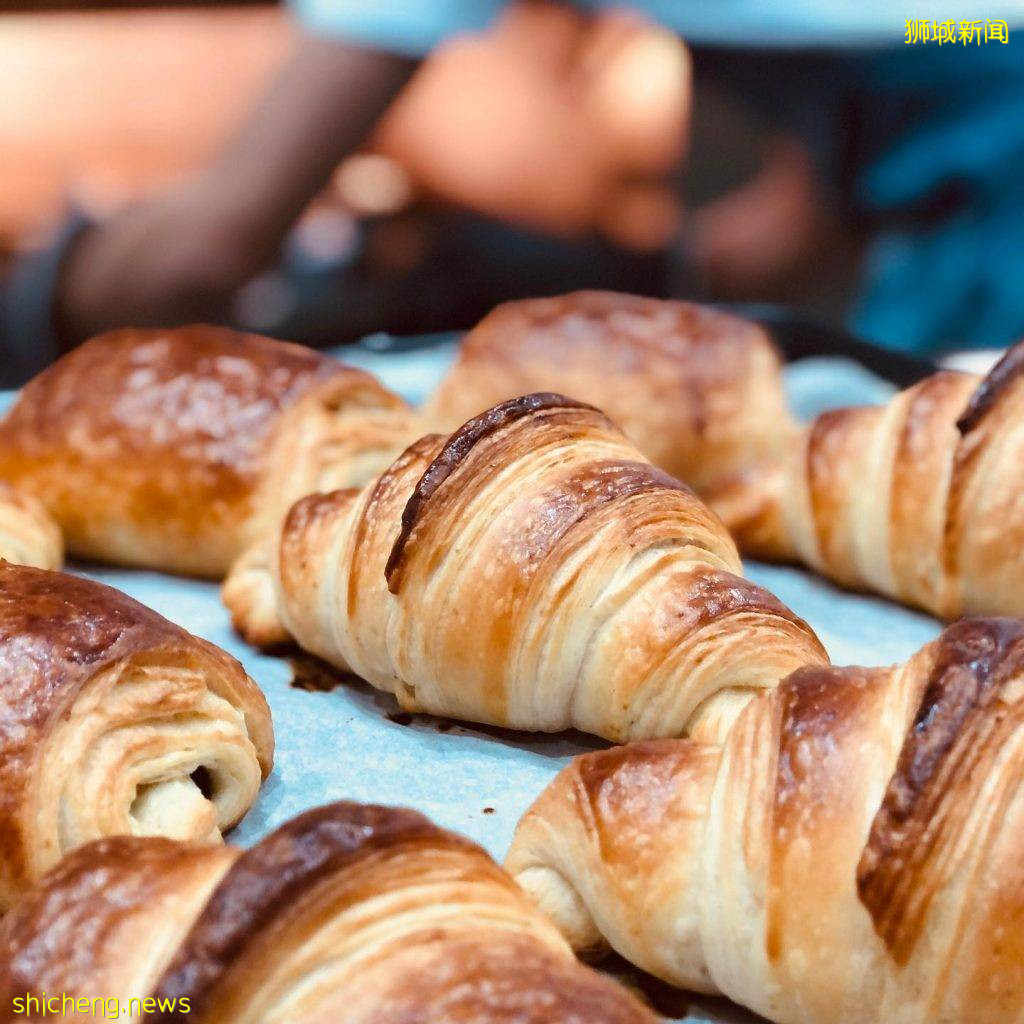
[507,617,1024,1024]
[425,290,797,493]
[0,561,273,911]
[0,326,421,578]
[0,483,61,569]
[0,801,656,1023]
[710,341,1024,620]
[226,392,826,741]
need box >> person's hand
[56,178,258,343]
[371,2,691,246]
[55,37,416,346]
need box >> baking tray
[0,349,941,1023]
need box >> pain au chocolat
[0,326,421,578]
[426,290,796,495]
[0,801,656,1023]
[0,561,272,910]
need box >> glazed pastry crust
[508,618,1024,1024]
[713,341,1024,619]
[226,393,825,742]
[0,326,420,578]
[0,838,236,1015]
[0,562,272,910]
[0,483,61,570]
[0,802,657,1024]
[425,291,797,492]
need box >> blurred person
[0,3,691,386]
[2,1,1023,384]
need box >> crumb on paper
[288,653,346,692]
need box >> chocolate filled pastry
[0,562,272,911]
[225,393,826,742]
[425,291,796,493]
[0,483,61,570]
[0,801,656,1023]
[0,326,421,578]
[711,340,1024,620]
[508,618,1024,1024]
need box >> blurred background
[2,0,1022,380]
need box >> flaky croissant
[226,393,825,742]
[425,291,797,493]
[710,341,1024,620]
[0,562,273,911]
[0,326,421,578]
[508,617,1024,1024]
[0,801,656,1023]
[0,483,61,570]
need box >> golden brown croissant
[425,290,797,493]
[507,617,1024,1024]
[710,342,1024,620]
[0,326,421,578]
[0,483,61,570]
[0,562,272,911]
[0,801,657,1023]
[226,393,826,741]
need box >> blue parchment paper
[0,348,939,1024]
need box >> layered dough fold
[0,802,656,1024]
[0,483,61,570]
[0,562,272,909]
